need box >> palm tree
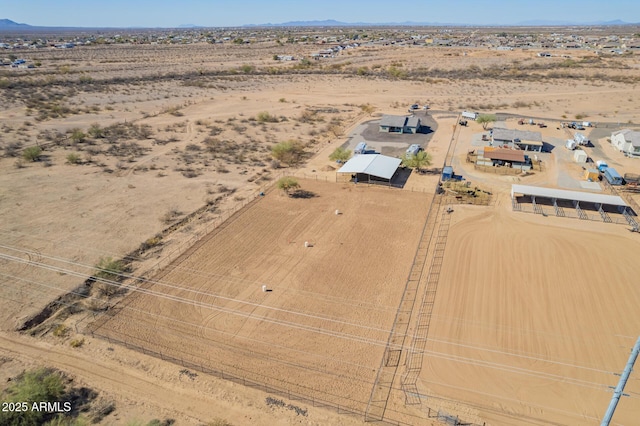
[402,150,432,173]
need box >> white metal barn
[337,154,402,186]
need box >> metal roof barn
[337,154,402,182]
[511,184,628,207]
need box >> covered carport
[337,154,402,186]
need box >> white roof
[337,154,401,180]
[511,184,628,207]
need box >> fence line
[513,202,632,225]
[88,329,412,426]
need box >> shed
[573,150,588,163]
[442,166,454,181]
[584,168,599,181]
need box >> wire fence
[513,201,633,225]
[86,328,414,426]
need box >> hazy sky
[3,0,639,28]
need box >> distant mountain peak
[0,19,31,28]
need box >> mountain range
[0,18,638,30]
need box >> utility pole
[601,336,640,426]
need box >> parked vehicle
[406,144,422,156]
[354,141,367,155]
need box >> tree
[271,140,305,167]
[402,150,432,173]
[329,147,351,163]
[476,114,497,130]
[277,177,300,196]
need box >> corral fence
[473,164,523,175]
[86,329,415,426]
[513,200,632,226]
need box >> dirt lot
[2,38,640,424]
[419,199,640,425]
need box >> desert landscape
[1,24,640,425]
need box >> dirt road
[0,331,366,425]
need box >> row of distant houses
[311,43,360,59]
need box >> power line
[0,273,379,381]
[0,243,399,335]
[0,250,399,347]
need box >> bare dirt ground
[1,38,640,424]
[91,179,430,418]
[419,199,640,426]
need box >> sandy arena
[91,179,430,415]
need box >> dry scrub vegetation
[1,27,640,425]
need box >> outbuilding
[492,128,543,152]
[584,168,599,181]
[573,150,588,163]
[442,166,454,181]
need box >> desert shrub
[271,140,306,166]
[181,168,201,178]
[161,206,182,224]
[87,123,104,139]
[208,126,223,136]
[53,324,69,337]
[69,338,84,348]
[140,236,162,251]
[66,153,82,164]
[94,257,125,282]
[329,147,351,162]
[387,65,407,79]
[163,105,183,116]
[70,128,86,144]
[0,368,65,425]
[4,141,23,157]
[239,64,255,73]
[256,111,279,123]
[22,146,42,161]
